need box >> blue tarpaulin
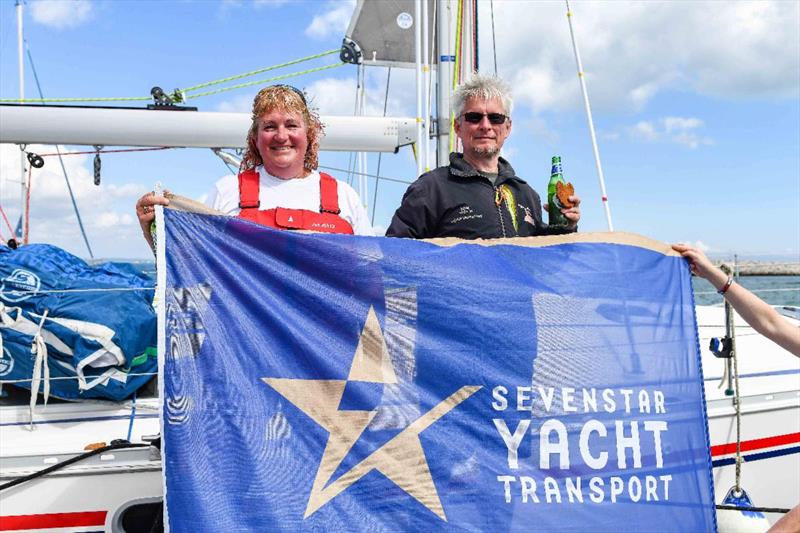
[162,208,716,532]
[0,244,156,401]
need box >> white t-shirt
[204,167,374,236]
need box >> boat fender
[716,486,773,533]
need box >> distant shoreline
[714,261,800,276]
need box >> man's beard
[471,145,500,158]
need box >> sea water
[692,275,800,307]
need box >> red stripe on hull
[711,432,800,457]
[0,511,106,531]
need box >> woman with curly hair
[136,85,372,248]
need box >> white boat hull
[1,305,798,531]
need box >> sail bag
[0,244,156,401]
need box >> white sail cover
[0,105,416,152]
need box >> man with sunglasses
[386,74,580,240]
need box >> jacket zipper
[494,186,508,238]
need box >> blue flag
[162,209,716,532]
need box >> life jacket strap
[238,169,260,210]
[319,172,341,215]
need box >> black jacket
[386,153,576,239]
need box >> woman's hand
[671,243,728,289]
[135,191,170,249]
[671,243,713,278]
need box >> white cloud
[93,211,135,229]
[216,94,255,113]
[0,144,152,258]
[105,183,147,199]
[305,1,356,40]
[305,78,358,115]
[513,66,561,111]
[663,117,703,133]
[671,132,713,150]
[305,74,411,117]
[626,117,712,149]
[30,0,93,29]
[484,1,799,113]
[672,240,711,253]
[254,0,290,7]
[694,241,711,253]
[631,121,659,141]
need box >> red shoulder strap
[318,172,341,215]
[238,169,260,210]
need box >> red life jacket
[237,169,354,234]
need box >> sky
[0,0,798,261]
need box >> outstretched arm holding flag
[672,243,799,358]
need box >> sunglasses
[461,112,508,125]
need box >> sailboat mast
[565,0,614,231]
[422,0,431,173]
[436,0,453,167]
[15,0,27,243]
[414,0,424,177]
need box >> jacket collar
[448,153,525,185]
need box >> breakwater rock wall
[715,261,800,276]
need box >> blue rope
[126,392,137,442]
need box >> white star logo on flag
[263,306,480,520]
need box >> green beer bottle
[547,156,568,227]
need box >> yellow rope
[450,0,465,154]
[0,49,342,104]
[185,63,345,99]
[182,49,338,92]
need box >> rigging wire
[356,63,368,206]
[0,205,14,238]
[35,147,172,157]
[346,65,366,187]
[472,0,479,72]
[23,41,94,258]
[425,1,438,171]
[490,0,498,75]
[318,165,413,186]
[22,165,30,245]
[695,287,800,295]
[371,68,392,225]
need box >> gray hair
[452,73,513,117]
